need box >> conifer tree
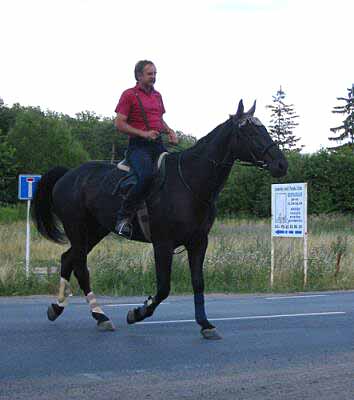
[329,84,354,149]
[266,86,302,152]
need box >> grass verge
[0,214,353,296]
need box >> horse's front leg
[187,236,222,340]
[127,241,173,324]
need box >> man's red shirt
[115,84,165,132]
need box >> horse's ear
[246,100,256,116]
[234,100,244,121]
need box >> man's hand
[144,130,160,140]
[167,129,179,145]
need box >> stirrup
[115,219,133,239]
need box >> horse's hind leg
[127,241,173,324]
[72,223,114,331]
[47,248,74,321]
[48,219,114,331]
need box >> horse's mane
[181,118,232,156]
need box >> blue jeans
[121,139,167,214]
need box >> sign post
[271,183,308,288]
[18,175,42,278]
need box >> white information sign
[270,182,309,287]
[271,183,307,237]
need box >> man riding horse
[114,60,178,238]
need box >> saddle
[112,152,169,242]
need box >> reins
[177,145,235,207]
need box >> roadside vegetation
[0,212,353,296]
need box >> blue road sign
[18,174,42,200]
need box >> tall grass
[0,204,27,223]
[0,214,353,296]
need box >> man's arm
[162,119,179,145]
[115,114,160,140]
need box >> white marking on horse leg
[86,292,104,314]
[57,277,71,307]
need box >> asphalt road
[0,291,353,400]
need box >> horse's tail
[31,166,69,244]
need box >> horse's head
[231,100,288,178]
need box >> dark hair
[134,60,154,81]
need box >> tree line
[0,84,353,215]
[217,149,354,216]
[0,103,196,204]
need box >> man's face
[138,64,157,89]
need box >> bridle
[234,117,278,168]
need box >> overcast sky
[1,0,353,153]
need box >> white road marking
[79,373,104,381]
[138,311,346,325]
[265,295,328,300]
[105,302,170,308]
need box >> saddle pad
[116,152,169,242]
[117,152,169,172]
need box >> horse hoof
[47,304,63,321]
[47,305,57,321]
[201,328,222,340]
[127,310,136,325]
[97,320,115,332]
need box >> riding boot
[114,195,137,239]
[115,207,134,239]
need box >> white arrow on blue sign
[18,174,42,200]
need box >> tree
[175,130,197,149]
[64,111,102,158]
[7,107,89,173]
[0,128,18,203]
[329,84,354,149]
[0,101,19,136]
[62,112,129,162]
[266,86,302,152]
[95,118,128,162]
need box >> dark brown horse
[32,100,288,340]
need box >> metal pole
[271,235,275,289]
[303,183,308,287]
[270,184,275,289]
[25,199,31,279]
[304,234,308,286]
